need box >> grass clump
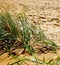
[0,11,59,55]
[0,12,33,55]
[0,11,60,65]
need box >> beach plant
[0,11,59,55]
[0,11,60,65]
[0,12,33,55]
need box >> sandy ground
[0,0,60,65]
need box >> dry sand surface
[0,0,60,65]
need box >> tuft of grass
[0,11,59,55]
[0,12,33,54]
[0,11,60,65]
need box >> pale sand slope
[0,0,60,65]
